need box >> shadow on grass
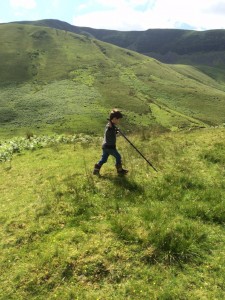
[100,174,145,194]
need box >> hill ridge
[0,22,225,136]
[8,19,225,67]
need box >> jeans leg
[110,149,122,165]
[98,149,109,166]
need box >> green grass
[1,23,225,138]
[0,128,225,299]
[1,22,225,299]
[196,65,225,86]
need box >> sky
[1,0,225,31]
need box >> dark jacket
[102,122,118,149]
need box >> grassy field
[1,24,225,138]
[0,128,225,299]
[1,21,225,300]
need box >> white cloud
[73,0,225,31]
[78,1,93,11]
[74,8,146,31]
[10,0,37,10]
[206,1,225,14]
[94,0,152,9]
[73,1,156,31]
[51,0,60,9]
[150,0,225,30]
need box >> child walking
[93,109,128,176]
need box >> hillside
[12,19,225,68]
[1,23,225,137]
[0,129,225,299]
[1,20,225,300]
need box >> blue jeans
[98,148,121,166]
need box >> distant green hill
[12,19,225,68]
[1,23,225,137]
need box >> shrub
[0,108,17,123]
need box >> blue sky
[1,0,225,31]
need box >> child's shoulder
[106,121,113,128]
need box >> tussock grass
[0,128,225,299]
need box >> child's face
[111,117,120,125]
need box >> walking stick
[116,127,158,172]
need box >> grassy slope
[0,128,225,299]
[1,24,225,138]
[13,20,225,57]
[196,65,225,84]
[1,22,225,299]
[14,20,225,70]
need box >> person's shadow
[100,174,144,194]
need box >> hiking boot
[93,164,101,175]
[116,164,128,175]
